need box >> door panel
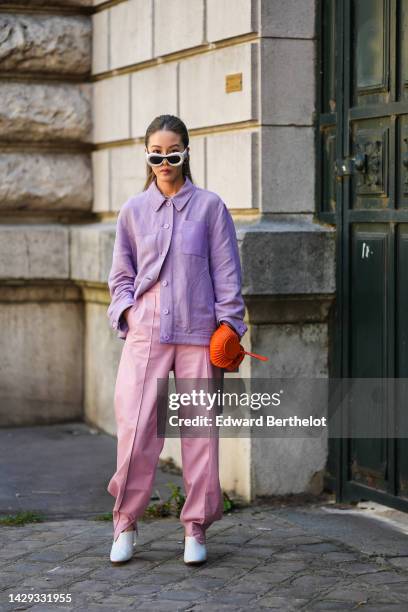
[400,0,408,100]
[349,225,388,491]
[353,0,389,96]
[398,116,408,207]
[350,225,388,380]
[350,119,391,208]
[396,226,408,497]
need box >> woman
[106,114,247,565]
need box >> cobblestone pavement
[2,501,408,612]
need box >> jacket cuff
[117,300,135,333]
[218,317,247,339]
[108,296,135,334]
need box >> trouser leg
[107,282,175,542]
[174,342,224,545]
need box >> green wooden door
[320,0,408,509]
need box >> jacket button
[163,223,169,229]
[163,308,169,314]
[165,334,169,340]
[162,280,168,286]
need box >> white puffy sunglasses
[145,147,188,167]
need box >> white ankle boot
[184,536,207,565]
[110,529,136,564]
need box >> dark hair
[143,114,194,190]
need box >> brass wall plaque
[225,73,242,93]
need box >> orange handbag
[210,322,269,371]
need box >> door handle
[334,153,367,177]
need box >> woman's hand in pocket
[123,305,133,326]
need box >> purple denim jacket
[107,175,247,345]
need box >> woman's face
[146,130,188,183]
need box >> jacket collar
[147,175,196,212]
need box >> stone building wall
[0,0,92,425]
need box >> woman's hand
[219,320,240,339]
[123,305,132,326]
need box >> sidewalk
[1,423,408,611]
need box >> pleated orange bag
[210,322,269,371]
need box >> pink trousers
[107,279,224,544]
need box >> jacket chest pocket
[181,219,208,259]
